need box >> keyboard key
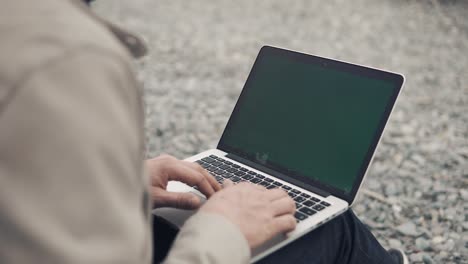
[231,176,241,182]
[234,171,246,176]
[251,178,262,184]
[242,175,254,181]
[209,155,218,158]
[303,200,316,207]
[247,171,256,175]
[313,204,325,211]
[294,196,306,203]
[215,176,224,182]
[311,197,321,203]
[282,185,292,190]
[239,167,248,172]
[211,161,223,167]
[266,185,276,189]
[202,157,215,163]
[321,201,331,207]
[216,157,226,162]
[219,164,230,170]
[291,189,301,194]
[223,173,234,178]
[288,192,297,198]
[300,193,311,198]
[206,166,217,172]
[256,174,265,179]
[264,178,273,183]
[214,169,224,175]
[224,161,233,165]
[294,212,308,221]
[299,207,317,216]
[201,163,211,169]
[295,202,302,209]
[272,181,282,187]
[226,167,237,173]
[230,164,240,168]
[259,181,269,187]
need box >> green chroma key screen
[219,47,399,194]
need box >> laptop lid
[218,46,404,204]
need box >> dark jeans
[152,210,396,264]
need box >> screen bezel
[217,45,404,204]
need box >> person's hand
[200,180,296,250]
[147,154,221,210]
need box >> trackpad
[152,191,206,228]
[252,234,287,258]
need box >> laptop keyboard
[195,154,331,223]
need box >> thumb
[153,190,202,210]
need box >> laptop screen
[218,46,403,202]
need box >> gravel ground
[94,0,467,263]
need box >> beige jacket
[0,0,249,263]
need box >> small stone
[385,182,399,196]
[354,204,366,214]
[388,238,402,248]
[444,208,457,220]
[436,194,447,202]
[460,189,468,200]
[441,239,456,251]
[376,211,387,223]
[422,254,434,264]
[439,251,449,259]
[414,190,423,198]
[396,221,420,236]
[462,222,468,230]
[431,225,445,236]
[410,252,423,262]
[432,236,445,244]
[416,237,431,251]
[412,154,426,166]
[447,193,458,202]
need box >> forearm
[163,212,250,264]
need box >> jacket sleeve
[164,212,250,264]
[0,47,151,263]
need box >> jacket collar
[72,0,148,58]
[101,20,148,58]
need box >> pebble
[388,238,402,249]
[422,254,434,264]
[415,237,431,251]
[410,252,423,263]
[462,222,468,230]
[396,222,420,237]
[441,239,456,251]
[432,236,444,244]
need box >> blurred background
[94,0,467,263]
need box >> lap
[152,210,395,264]
[258,210,395,264]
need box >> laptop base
[153,149,348,263]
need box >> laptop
[153,45,405,262]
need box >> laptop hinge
[225,153,331,198]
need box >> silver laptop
[153,46,405,263]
